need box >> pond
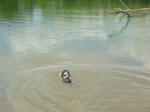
[0,0,150,112]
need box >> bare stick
[110,8,150,14]
[127,8,150,12]
[109,0,150,17]
[119,0,129,10]
[109,9,132,17]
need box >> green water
[0,0,150,112]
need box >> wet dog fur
[60,70,72,83]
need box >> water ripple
[8,65,150,112]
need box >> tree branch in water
[109,0,150,17]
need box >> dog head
[61,70,70,78]
[61,70,72,83]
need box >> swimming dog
[59,70,72,83]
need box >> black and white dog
[59,70,72,83]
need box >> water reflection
[108,15,130,38]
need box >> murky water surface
[0,0,150,112]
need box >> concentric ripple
[8,65,150,112]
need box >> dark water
[0,0,150,112]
